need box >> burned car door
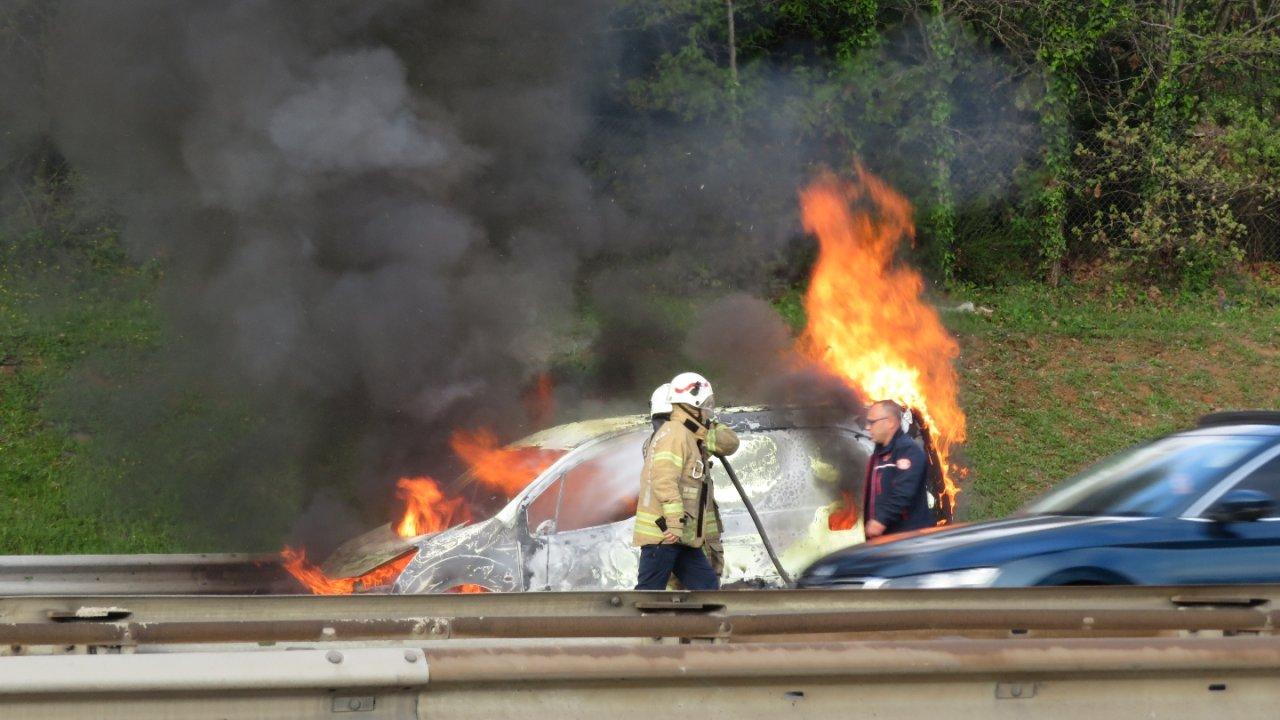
[712,427,869,586]
[535,426,868,590]
[521,473,563,590]
[531,430,647,591]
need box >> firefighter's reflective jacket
[634,404,739,548]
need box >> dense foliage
[602,0,1280,287]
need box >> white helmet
[649,383,672,417]
[668,371,714,410]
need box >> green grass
[948,281,1280,519]
[0,247,179,553]
[2,236,313,553]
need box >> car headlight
[874,567,1001,589]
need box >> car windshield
[1022,433,1272,517]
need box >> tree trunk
[726,0,738,87]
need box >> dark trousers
[635,543,720,590]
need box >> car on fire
[799,412,1280,589]
[320,407,877,593]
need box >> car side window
[1231,453,1280,517]
[554,431,646,533]
[525,477,562,534]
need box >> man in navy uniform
[862,399,933,538]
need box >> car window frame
[1231,454,1280,521]
[506,444,584,527]
[1020,432,1274,519]
[546,429,648,533]
[515,427,645,531]
[1182,439,1280,519]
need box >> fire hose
[714,453,795,588]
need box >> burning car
[313,407,873,593]
[286,165,969,594]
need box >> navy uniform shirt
[862,429,933,535]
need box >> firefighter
[645,382,727,586]
[633,372,739,590]
[648,383,672,435]
[862,399,933,538]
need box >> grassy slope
[949,283,1280,519]
[3,234,1278,551]
[0,253,178,552]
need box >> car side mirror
[533,519,557,537]
[1208,489,1275,523]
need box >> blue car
[799,412,1280,588]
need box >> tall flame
[395,476,472,538]
[799,164,966,512]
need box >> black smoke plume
[2,2,1032,550]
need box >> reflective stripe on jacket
[634,405,739,547]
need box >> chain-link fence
[1071,129,1279,269]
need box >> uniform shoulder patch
[896,458,912,470]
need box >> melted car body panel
[332,407,870,591]
[345,407,871,593]
[393,516,523,594]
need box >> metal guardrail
[1,585,1277,648]
[1,586,1278,718]
[0,554,296,595]
[2,604,1277,646]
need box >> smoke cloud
[13,0,637,547]
[2,1,1034,549]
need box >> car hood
[393,515,522,593]
[320,523,444,579]
[805,514,1152,580]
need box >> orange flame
[799,164,966,513]
[448,583,490,594]
[284,429,564,594]
[281,477,470,593]
[281,547,414,595]
[828,490,858,531]
[395,476,472,538]
[449,428,565,497]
